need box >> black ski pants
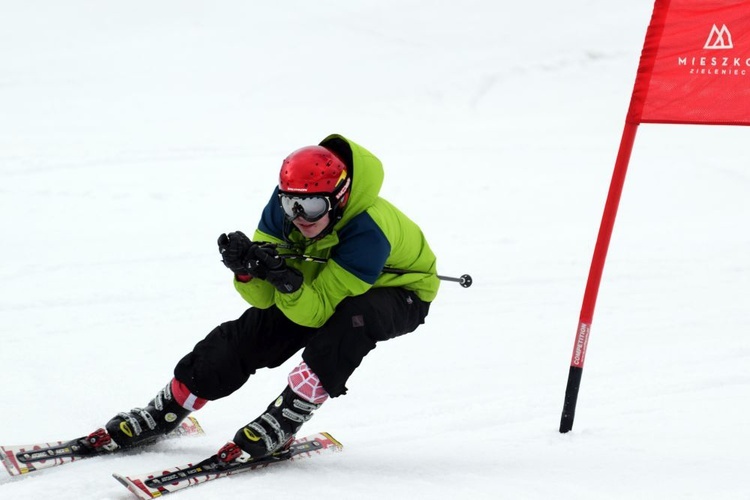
[174,287,430,399]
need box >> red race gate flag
[630,0,750,125]
[559,0,750,433]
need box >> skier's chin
[294,220,326,239]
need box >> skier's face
[292,212,331,239]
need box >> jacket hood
[319,134,383,228]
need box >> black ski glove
[251,245,303,294]
[217,231,253,277]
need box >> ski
[0,416,204,477]
[114,432,342,499]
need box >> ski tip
[319,432,344,451]
[113,473,156,500]
[112,472,129,487]
[1,456,21,477]
[185,416,206,436]
[1,450,15,476]
[1,446,30,476]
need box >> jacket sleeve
[233,273,276,309]
[235,253,371,326]
[273,259,371,327]
[274,213,391,327]
[234,196,392,326]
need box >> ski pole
[438,274,473,288]
[279,252,472,288]
[258,242,473,288]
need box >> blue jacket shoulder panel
[257,187,287,240]
[331,211,391,285]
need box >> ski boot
[105,381,191,448]
[224,385,322,462]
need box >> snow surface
[2,1,750,499]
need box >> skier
[99,134,440,462]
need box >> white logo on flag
[704,24,733,49]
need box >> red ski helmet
[278,145,351,224]
[279,145,349,197]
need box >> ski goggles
[278,193,332,222]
